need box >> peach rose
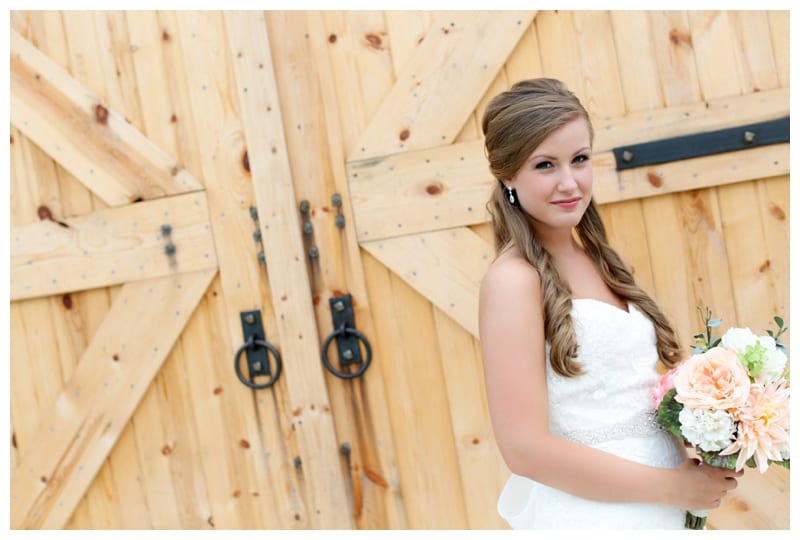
[673,347,751,410]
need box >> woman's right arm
[478,256,740,510]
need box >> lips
[551,197,582,207]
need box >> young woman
[478,78,741,529]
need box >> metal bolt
[303,221,314,235]
[293,456,302,469]
[252,361,262,371]
[331,193,342,207]
[340,442,351,456]
[161,223,172,237]
[622,150,634,163]
[299,200,310,214]
[333,300,345,312]
[253,230,262,242]
[257,252,266,265]
[244,314,255,325]
[334,215,345,229]
[343,349,354,361]
[308,245,319,259]
[249,207,258,220]
[743,130,756,143]
[164,243,177,256]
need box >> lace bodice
[545,299,663,447]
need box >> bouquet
[652,308,790,529]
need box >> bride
[478,78,742,529]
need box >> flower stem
[685,512,707,529]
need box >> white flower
[720,327,758,355]
[678,406,736,452]
[756,335,788,382]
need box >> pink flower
[673,348,751,410]
[720,381,790,472]
[653,366,679,408]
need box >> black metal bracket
[234,310,282,389]
[612,116,789,171]
[321,294,372,379]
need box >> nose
[558,167,578,190]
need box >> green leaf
[774,316,784,327]
[655,388,684,439]
[709,337,721,348]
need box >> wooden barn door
[333,10,790,530]
[10,12,363,530]
[10,10,789,531]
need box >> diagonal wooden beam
[361,227,493,338]
[10,191,218,301]
[9,29,203,207]
[10,268,216,529]
[347,11,536,162]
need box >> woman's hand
[668,458,743,510]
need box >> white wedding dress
[497,299,687,529]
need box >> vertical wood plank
[767,11,789,88]
[226,11,352,529]
[173,10,296,529]
[274,10,410,529]
[535,11,585,102]
[362,253,470,528]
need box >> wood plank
[648,11,701,106]
[535,11,585,104]
[433,309,509,529]
[574,11,626,117]
[273,10,407,529]
[348,11,535,161]
[10,269,216,529]
[11,191,218,301]
[689,11,742,99]
[347,138,787,242]
[174,10,291,529]
[767,11,789,88]
[361,228,492,339]
[600,142,789,204]
[503,20,543,84]
[9,29,203,207]
[225,11,351,529]
[609,11,664,112]
[593,87,787,152]
[348,140,491,242]
[361,252,469,528]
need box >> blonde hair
[482,78,683,376]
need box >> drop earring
[505,187,520,207]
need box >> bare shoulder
[480,248,542,301]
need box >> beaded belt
[557,410,663,446]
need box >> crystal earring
[505,187,520,207]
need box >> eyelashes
[533,154,591,170]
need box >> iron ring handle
[321,326,372,379]
[234,336,282,389]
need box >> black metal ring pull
[234,335,283,389]
[321,325,372,379]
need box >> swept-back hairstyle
[481,78,683,376]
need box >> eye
[573,154,591,164]
[534,161,553,170]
